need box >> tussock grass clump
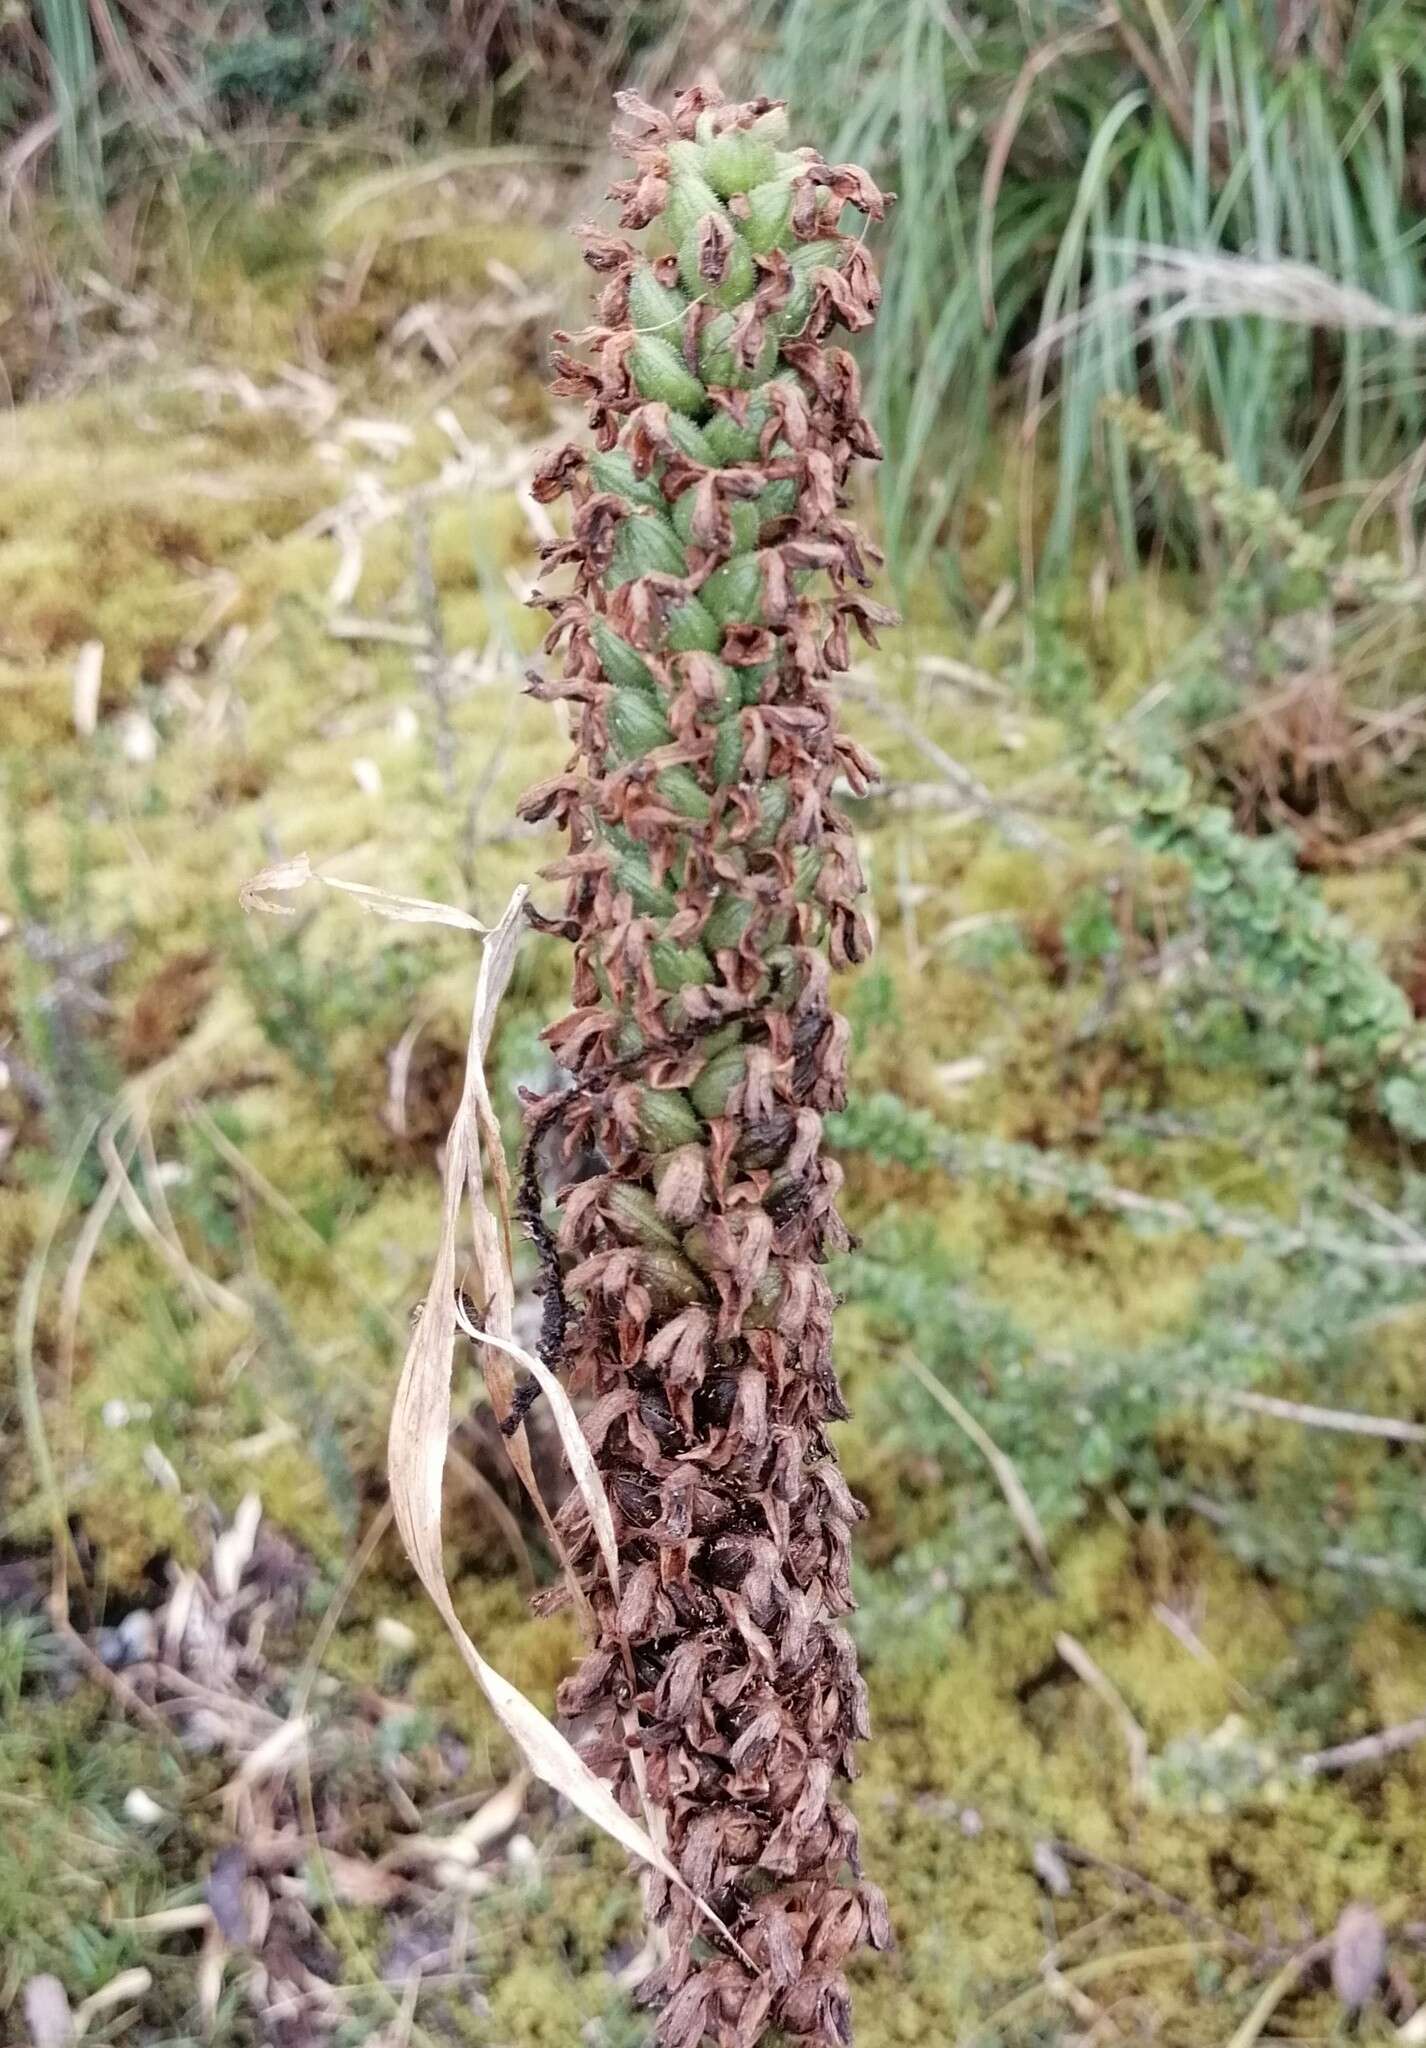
[771,0,1426,575]
[520,82,897,2048]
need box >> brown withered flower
[520,82,897,2048]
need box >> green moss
[845,1517,1426,2042]
[485,1952,601,2043]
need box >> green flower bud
[702,892,754,950]
[678,219,757,309]
[610,687,672,762]
[636,1086,703,1149]
[614,847,677,917]
[699,554,764,627]
[705,130,778,197]
[606,511,687,586]
[689,1043,748,1117]
[740,177,795,253]
[591,618,659,695]
[606,1182,682,1249]
[663,593,723,654]
[638,1244,708,1308]
[712,713,745,784]
[627,265,688,335]
[630,333,709,415]
[671,487,761,553]
[664,172,728,249]
[654,768,713,822]
[650,939,715,991]
[589,449,667,511]
[699,310,778,389]
[751,778,791,846]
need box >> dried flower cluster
[520,82,896,2048]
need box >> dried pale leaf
[329,524,364,608]
[321,872,488,929]
[142,1443,181,1494]
[243,1879,271,1950]
[238,854,313,915]
[234,1715,312,1787]
[212,1492,262,1599]
[73,1970,152,2029]
[443,1771,530,1864]
[197,1925,226,2036]
[448,899,662,1862]
[427,889,568,1574]
[465,909,521,1386]
[387,890,751,1969]
[239,853,487,932]
[121,712,158,764]
[72,641,103,737]
[434,1860,497,1895]
[1055,1632,1149,1798]
[23,1976,73,2048]
[1031,1840,1071,1898]
[115,1905,213,1935]
[386,1019,426,1140]
[375,1614,418,1654]
[317,1852,405,1907]
[1332,1903,1386,2012]
[520,486,558,545]
[162,1568,200,1660]
[455,1310,621,1601]
[341,415,416,453]
[205,1846,251,1943]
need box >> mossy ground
[4,155,1425,2045]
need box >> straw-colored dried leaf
[385,887,752,1966]
[240,853,488,931]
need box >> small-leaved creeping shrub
[1120,755,1426,1139]
[519,83,896,2048]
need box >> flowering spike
[522,82,897,2048]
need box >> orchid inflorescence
[519,81,897,2048]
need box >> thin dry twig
[967,1939,1238,2041]
[840,672,1052,848]
[915,653,1010,702]
[183,1099,404,1340]
[963,1141,1426,1270]
[445,1448,537,1594]
[409,496,459,799]
[1224,1937,1332,2048]
[1297,1715,1426,1778]
[1048,1841,1256,1951]
[327,616,431,647]
[904,1352,1055,1582]
[1055,1632,1150,1800]
[98,1120,249,1321]
[1217,1388,1426,1444]
[978,10,1116,326]
[1150,1602,1256,1712]
[51,1611,183,1751]
[15,1116,106,1602]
